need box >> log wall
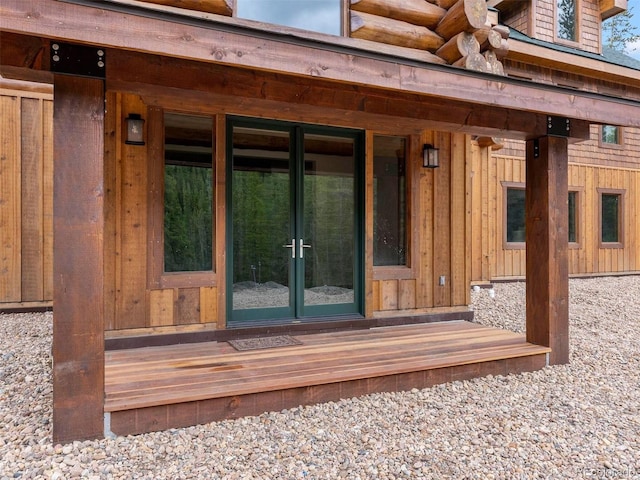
[123,0,510,74]
[470,142,640,282]
[0,81,53,308]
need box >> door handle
[299,239,311,258]
[283,239,296,258]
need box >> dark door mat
[228,335,303,351]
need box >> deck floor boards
[105,321,550,413]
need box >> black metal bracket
[547,115,571,137]
[533,139,540,158]
[50,42,106,78]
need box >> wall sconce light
[422,144,439,168]
[125,113,145,145]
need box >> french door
[227,117,364,324]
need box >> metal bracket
[51,42,106,78]
[533,139,540,158]
[547,115,571,137]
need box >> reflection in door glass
[303,134,355,306]
[232,127,291,310]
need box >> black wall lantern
[125,113,145,145]
[422,144,439,168]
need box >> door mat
[228,335,303,351]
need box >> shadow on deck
[104,320,550,436]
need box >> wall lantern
[125,113,145,145]
[422,144,439,168]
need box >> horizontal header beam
[2,0,640,132]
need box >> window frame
[555,0,581,46]
[148,108,219,290]
[502,182,526,250]
[371,132,420,281]
[568,188,582,248]
[598,188,625,249]
[598,125,624,150]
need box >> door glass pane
[303,133,355,307]
[232,127,291,310]
[164,113,213,272]
[236,0,342,35]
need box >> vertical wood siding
[471,148,640,282]
[0,84,53,304]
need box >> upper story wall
[493,0,608,54]
[105,0,510,76]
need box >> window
[505,187,526,244]
[600,190,623,246]
[163,112,214,273]
[505,186,580,246]
[568,191,578,243]
[557,0,577,42]
[373,135,407,266]
[600,125,623,147]
[236,0,342,35]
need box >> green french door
[227,117,364,324]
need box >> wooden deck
[104,321,550,436]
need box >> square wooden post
[52,75,105,442]
[525,136,569,365]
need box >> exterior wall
[501,3,532,35]
[0,81,53,307]
[104,80,471,333]
[470,133,640,282]
[531,0,601,54]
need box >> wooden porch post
[525,135,569,365]
[52,75,105,443]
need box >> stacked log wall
[349,0,509,74]
[122,0,511,75]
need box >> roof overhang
[2,0,640,138]
[508,38,640,87]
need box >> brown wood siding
[0,83,53,305]
[102,73,471,330]
[471,147,640,282]
[531,0,601,54]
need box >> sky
[604,0,640,60]
[627,0,640,60]
[236,0,640,60]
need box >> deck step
[105,321,550,436]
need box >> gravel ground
[1,276,640,479]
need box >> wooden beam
[2,0,639,129]
[525,136,569,365]
[52,75,105,442]
[107,49,591,141]
[435,0,488,40]
[350,0,447,29]
[600,0,627,20]
[506,38,640,86]
[350,10,445,52]
[140,0,233,16]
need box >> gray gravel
[1,276,640,479]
